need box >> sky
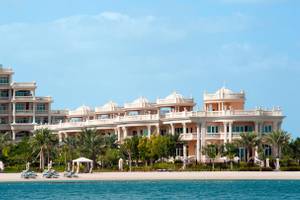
[0,0,299,136]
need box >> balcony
[11,82,36,89]
[179,133,197,141]
[36,96,52,102]
[206,133,224,140]
[13,96,35,101]
[15,110,33,115]
[119,114,159,122]
[36,110,49,114]
[0,110,9,115]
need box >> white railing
[204,93,244,101]
[12,82,36,88]
[156,98,194,105]
[119,114,159,122]
[165,109,283,119]
[179,133,197,141]
[15,110,33,114]
[124,102,155,109]
[36,96,52,101]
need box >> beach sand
[1,171,300,182]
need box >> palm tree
[221,143,238,170]
[203,144,219,171]
[236,132,260,162]
[120,138,135,172]
[264,130,291,159]
[0,132,11,158]
[78,128,105,164]
[60,136,79,165]
[30,128,58,170]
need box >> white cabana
[72,157,93,173]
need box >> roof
[165,91,184,100]
[72,157,93,163]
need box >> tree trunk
[212,159,215,171]
[230,161,233,171]
[129,154,132,172]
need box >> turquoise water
[0,180,300,200]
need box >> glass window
[37,103,46,111]
[16,103,25,110]
[0,76,9,84]
[15,90,32,97]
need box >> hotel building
[0,66,67,140]
[0,66,285,162]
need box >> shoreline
[1,172,300,182]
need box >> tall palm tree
[78,128,105,164]
[203,144,220,171]
[236,132,260,162]
[221,142,238,170]
[120,138,135,172]
[264,130,291,159]
[30,128,58,170]
[60,136,79,165]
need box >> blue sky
[0,0,299,136]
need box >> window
[0,90,9,98]
[263,125,272,133]
[0,76,9,84]
[37,103,46,111]
[233,125,254,133]
[16,103,25,111]
[15,90,32,97]
[16,117,32,123]
[207,126,219,134]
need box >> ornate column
[223,122,228,144]
[156,124,160,135]
[182,123,187,134]
[229,122,233,143]
[147,125,151,138]
[183,144,187,169]
[32,102,36,124]
[170,123,175,136]
[12,102,16,124]
[200,121,206,162]
[196,123,201,163]
[122,127,128,139]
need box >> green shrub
[280,166,300,171]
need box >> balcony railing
[165,109,283,119]
[15,110,33,114]
[36,110,49,114]
[0,110,9,114]
[156,98,194,105]
[179,133,197,141]
[119,114,159,122]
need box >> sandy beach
[1,172,300,182]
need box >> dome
[102,101,118,109]
[132,97,149,104]
[165,91,184,100]
[75,105,93,114]
[215,87,234,95]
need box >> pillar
[170,123,175,136]
[58,132,62,143]
[228,122,233,143]
[122,127,128,139]
[147,125,151,138]
[182,123,187,134]
[12,130,16,141]
[223,122,228,144]
[12,102,16,124]
[200,121,206,162]
[32,102,36,124]
[196,123,201,163]
[156,124,160,135]
[183,144,187,169]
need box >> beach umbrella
[67,162,71,172]
[118,158,123,171]
[26,162,30,171]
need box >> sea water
[0,180,300,200]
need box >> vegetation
[1,128,300,172]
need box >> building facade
[0,66,284,162]
[36,87,284,163]
[0,66,67,140]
